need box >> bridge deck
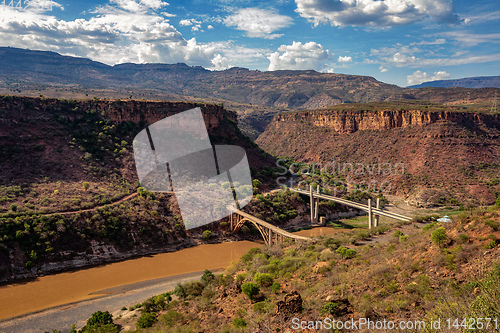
[229,208,310,241]
[289,188,412,222]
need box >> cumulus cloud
[223,8,292,39]
[294,0,459,27]
[407,70,450,85]
[379,66,388,72]
[338,55,352,63]
[268,41,331,71]
[0,0,221,67]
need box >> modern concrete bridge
[228,207,310,246]
[289,186,412,228]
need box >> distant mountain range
[408,76,500,89]
[0,47,498,138]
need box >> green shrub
[201,269,215,284]
[233,318,247,328]
[271,282,281,293]
[83,182,90,191]
[202,230,212,240]
[484,220,499,231]
[254,272,273,287]
[458,234,469,243]
[320,302,341,316]
[336,246,357,259]
[136,312,157,329]
[392,230,404,238]
[160,310,183,327]
[236,273,247,283]
[241,282,260,302]
[431,227,447,247]
[253,301,271,314]
[10,204,17,212]
[80,311,118,333]
[483,240,497,249]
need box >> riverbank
[0,240,259,321]
[0,269,223,333]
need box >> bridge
[289,186,412,228]
[228,207,310,246]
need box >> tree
[241,282,260,302]
[431,227,447,247]
[83,182,90,191]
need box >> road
[0,269,221,333]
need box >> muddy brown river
[0,241,259,320]
[0,227,341,320]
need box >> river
[0,226,341,321]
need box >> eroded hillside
[256,101,500,207]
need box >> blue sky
[0,0,499,86]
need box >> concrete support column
[320,216,325,226]
[368,198,373,229]
[374,198,380,227]
[309,185,314,225]
[314,186,320,223]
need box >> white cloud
[379,66,388,72]
[0,1,219,67]
[438,31,500,46]
[223,8,292,39]
[179,19,192,26]
[337,55,352,63]
[207,25,214,29]
[407,70,450,85]
[268,41,331,71]
[294,0,459,27]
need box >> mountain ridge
[408,75,500,89]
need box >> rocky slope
[256,101,500,207]
[0,96,272,282]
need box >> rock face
[269,108,500,134]
[276,291,303,317]
[257,102,500,206]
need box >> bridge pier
[309,185,314,225]
[368,198,373,229]
[374,198,380,227]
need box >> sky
[0,0,499,87]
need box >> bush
[254,272,273,287]
[236,273,247,283]
[459,234,469,243]
[10,204,17,212]
[136,312,157,329]
[233,318,247,328]
[271,282,281,293]
[241,282,260,302]
[202,230,212,240]
[431,227,447,247]
[320,302,341,316]
[336,246,357,259]
[496,196,500,207]
[201,269,215,284]
[253,301,271,314]
[83,182,90,191]
[392,230,404,238]
[160,310,183,327]
[80,311,118,333]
